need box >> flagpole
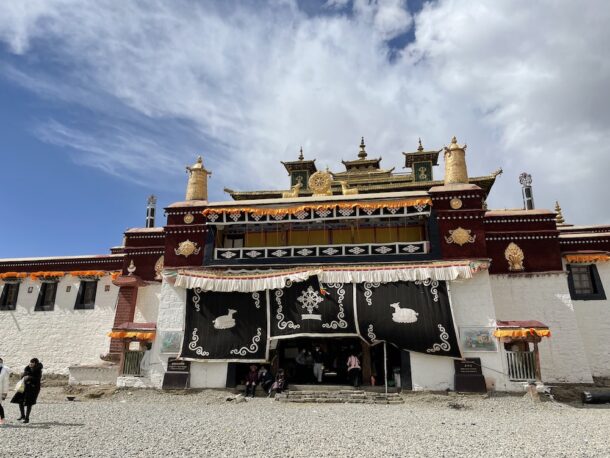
[384,341,388,395]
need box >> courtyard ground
[0,385,608,457]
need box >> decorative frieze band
[126,250,165,256]
[214,241,430,261]
[437,215,484,220]
[485,218,555,223]
[432,194,480,200]
[0,258,123,268]
[560,239,609,244]
[486,235,557,241]
[127,236,163,239]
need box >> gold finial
[358,137,367,159]
[298,147,304,161]
[185,155,212,201]
[443,136,469,185]
[417,138,424,152]
[555,201,565,224]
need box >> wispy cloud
[0,0,609,223]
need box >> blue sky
[0,0,608,258]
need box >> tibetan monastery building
[1,137,609,391]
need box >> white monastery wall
[410,271,511,391]
[149,278,228,389]
[571,262,610,378]
[0,275,119,374]
[489,273,593,384]
[134,283,161,323]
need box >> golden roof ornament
[443,136,469,185]
[186,156,212,201]
[417,138,424,152]
[298,147,304,161]
[358,137,367,159]
[555,201,565,225]
[308,170,333,196]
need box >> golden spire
[555,201,565,224]
[185,156,212,201]
[298,147,304,161]
[358,137,367,159]
[417,138,424,152]
[443,136,469,185]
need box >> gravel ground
[0,387,609,457]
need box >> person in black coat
[11,358,43,423]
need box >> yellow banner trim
[202,198,432,217]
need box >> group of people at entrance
[0,357,44,425]
[243,365,286,398]
[294,345,362,388]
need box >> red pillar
[109,276,144,354]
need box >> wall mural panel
[270,277,357,338]
[180,288,268,362]
[356,281,462,358]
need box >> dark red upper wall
[0,255,124,274]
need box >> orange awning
[494,320,551,339]
[108,322,156,341]
[493,328,551,338]
[107,331,156,341]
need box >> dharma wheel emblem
[449,198,463,209]
[308,171,333,196]
[183,213,195,224]
[445,227,475,246]
[174,240,201,258]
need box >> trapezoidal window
[75,280,98,310]
[567,264,606,301]
[35,281,58,311]
[0,282,20,311]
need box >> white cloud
[0,0,608,224]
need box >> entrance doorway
[276,337,362,385]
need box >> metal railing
[506,351,536,381]
[122,350,145,376]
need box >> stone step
[274,389,405,404]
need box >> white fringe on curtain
[173,263,478,293]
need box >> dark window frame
[74,279,98,310]
[35,281,58,311]
[567,264,606,301]
[0,282,20,311]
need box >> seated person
[269,369,287,397]
[258,366,274,394]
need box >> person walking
[0,357,10,425]
[312,345,325,384]
[347,351,361,388]
[11,358,43,424]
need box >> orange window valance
[493,328,551,338]
[202,198,432,217]
[0,272,28,280]
[29,271,66,280]
[564,253,610,264]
